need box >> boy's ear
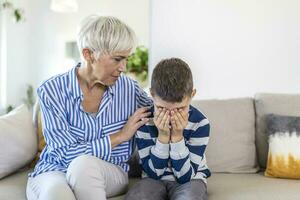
[191,89,196,98]
[150,88,155,97]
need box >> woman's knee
[40,182,75,200]
[27,176,75,200]
[66,155,106,187]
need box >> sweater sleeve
[135,128,170,180]
[170,118,210,184]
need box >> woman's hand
[170,109,188,143]
[110,107,151,148]
[154,108,171,144]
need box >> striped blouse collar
[68,63,116,99]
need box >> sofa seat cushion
[1,170,300,200]
[0,168,30,200]
[0,168,139,200]
[208,172,300,200]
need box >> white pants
[26,155,128,200]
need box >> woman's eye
[114,58,121,62]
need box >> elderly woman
[26,15,152,200]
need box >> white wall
[1,0,149,110]
[150,0,300,99]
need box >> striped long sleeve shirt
[136,106,211,184]
[29,65,152,177]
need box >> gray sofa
[1,93,300,200]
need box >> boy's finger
[173,111,184,128]
[179,109,189,121]
[160,110,169,128]
[176,110,185,123]
[154,108,164,122]
[163,115,170,130]
[171,117,177,129]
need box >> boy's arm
[170,118,210,184]
[135,128,170,180]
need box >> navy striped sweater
[135,106,211,184]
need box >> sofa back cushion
[192,98,259,173]
[254,93,300,169]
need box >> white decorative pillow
[0,105,37,179]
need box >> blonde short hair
[77,15,137,59]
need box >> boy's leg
[124,178,167,200]
[167,179,207,200]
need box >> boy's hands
[170,109,189,143]
[154,108,171,144]
[154,108,189,144]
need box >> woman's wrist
[109,131,126,148]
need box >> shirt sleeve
[38,86,112,166]
[135,128,170,180]
[134,81,153,108]
[170,119,210,184]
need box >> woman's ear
[191,89,196,98]
[82,48,93,63]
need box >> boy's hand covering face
[154,108,171,135]
[170,109,189,142]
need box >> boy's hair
[151,58,193,102]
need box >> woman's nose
[118,60,127,72]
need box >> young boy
[125,58,210,200]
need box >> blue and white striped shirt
[30,65,152,177]
[136,106,211,184]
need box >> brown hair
[151,58,193,102]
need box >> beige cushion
[0,105,37,179]
[254,93,300,169]
[207,172,300,200]
[192,98,259,173]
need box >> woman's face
[90,50,131,86]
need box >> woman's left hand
[120,107,151,141]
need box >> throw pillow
[265,114,300,179]
[0,104,37,179]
